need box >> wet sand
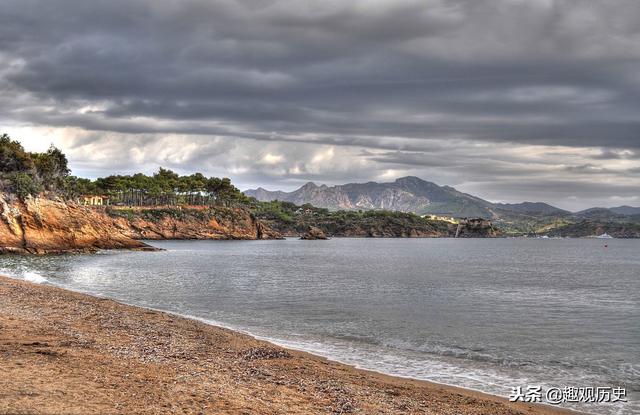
[0,275,580,415]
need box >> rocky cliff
[452,218,501,238]
[0,194,151,254]
[0,195,282,254]
[106,206,282,240]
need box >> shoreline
[0,275,584,414]
[2,236,633,257]
[125,305,587,415]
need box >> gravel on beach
[0,276,578,415]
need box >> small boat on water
[595,233,613,239]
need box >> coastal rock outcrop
[336,224,445,238]
[452,218,501,238]
[0,194,152,254]
[107,206,282,240]
[0,195,282,254]
[300,226,328,240]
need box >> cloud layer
[1,0,639,210]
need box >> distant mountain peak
[395,176,426,184]
[244,177,640,235]
[245,176,498,218]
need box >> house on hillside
[295,207,314,215]
[81,195,110,206]
[422,214,458,224]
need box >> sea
[2,238,638,414]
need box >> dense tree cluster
[0,133,247,206]
[72,168,249,206]
[0,134,70,198]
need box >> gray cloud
[1,0,640,209]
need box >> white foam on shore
[134,306,616,415]
[0,268,49,284]
[22,271,48,284]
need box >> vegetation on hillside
[69,168,249,206]
[250,200,453,236]
[492,214,574,236]
[0,134,247,206]
[0,134,70,198]
[545,220,640,238]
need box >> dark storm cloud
[2,0,640,209]
[3,0,640,146]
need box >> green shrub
[8,172,42,199]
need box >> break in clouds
[1,0,640,210]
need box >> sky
[1,0,639,211]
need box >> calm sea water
[2,238,638,414]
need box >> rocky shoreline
[0,195,282,255]
[0,195,505,255]
[0,195,152,254]
[0,192,509,256]
[0,275,579,415]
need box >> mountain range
[245,176,640,233]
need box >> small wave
[22,272,48,284]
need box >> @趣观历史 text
[509,386,627,405]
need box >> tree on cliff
[31,145,71,192]
[6,173,42,199]
[75,168,249,206]
[0,134,42,198]
[0,133,249,206]
[0,134,35,174]
[0,134,70,198]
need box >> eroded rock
[0,195,282,254]
[300,226,328,240]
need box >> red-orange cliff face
[0,195,282,254]
[106,206,283,241]
[0,194,151,254]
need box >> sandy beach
[0,275,580,415]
